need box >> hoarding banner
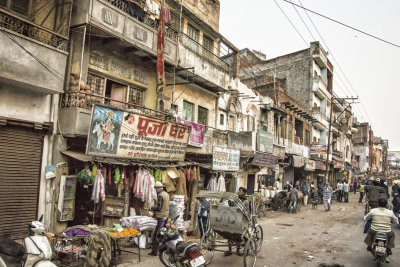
[304,160,316,171]
[311,145,326,155]
[176,118,205,147]
[334,160,344,169]
[316,161,326,170]
[212,146,240,171]
[257,129,274,153]
[87,105,190,161]
[252,152,276,166]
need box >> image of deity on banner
[89,106,122,155]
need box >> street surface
[119,193,400,267]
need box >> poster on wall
[212,146,240,171]
[87,105,190,161]
[176,118,205,147]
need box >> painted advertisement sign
[315,161,326,170]
[311,145,326,155]
[176,118,205,147]
[257,129,274,153]
[252,152,276,166]
[87,105,190,161]
[304,160,316,171]
[212,146,240,171]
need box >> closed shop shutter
[0,126,44,239]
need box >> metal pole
[325,98,333,184]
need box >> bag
[363,219,372,234]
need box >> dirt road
[120,193,399,267]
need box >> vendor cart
[196,191,263,267]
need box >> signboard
[212,146,240,171]
[87,105,190,161]
[252,152,276,166]
[315,161,326,170]
[273,144,285,159]
[257,129,274,153]
[311,145,326,155]
[305,160,316,171]
[334,160,344,169]
[177,118,205,147]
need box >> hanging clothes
[154,169,162,182]
[122,167,127,185]
[129,169,135,188]
[144,0,160,20]
[108,166,112,185]
[114,167,120,184]
[176,169,187,203]
[162,6,171,23]
[91,169,105,203]
[216,174,226,192]
[92,165,98,178]
[207,174,217,191]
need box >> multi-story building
[240,42,334,185]
[388,151,400,177]
[0,1,72,238]
[352,121,371,174]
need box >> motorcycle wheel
[159,247,176,267]
[375,255,382,267]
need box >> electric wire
[289,0,316,41]
[283,0,400,49]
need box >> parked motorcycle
[157,216,211,267]
[0,215,56,267]
[370,232,389,266]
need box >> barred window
[87,73,105,96]
[129,86,144,106]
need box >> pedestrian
[353,179,358,194]
[295,179,300,188]
[337,181,343,202]
[273,178,282,191]
[310,181,315,199]
[149,181,169,256]
[302,182,309,206]
[359,180,366,203]
[323,183,333,211]
[198,201,208,238]
[343,181,349,203]
[284,181,292,192]
[288,186,298,214]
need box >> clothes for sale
[173,195,185,229]
[154,169,162,182]
[91,169,105,203]
[216,174,226,192]
[162,169,176,192]
[92,165,98,179]
[76,169,92,185]
[207,174,217,191]
[176,169,187,203]
[133,169,157,203]
[129,169,135,188]
[108,166,112,185]
[65,228,89,236]
[120,216,157,231]
[114,167,120,184]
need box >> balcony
[312,77,331,99]
[285,139,310,158]
[59,91,168,137]
[312,108,328,129]
[72,0,178,65]
[0,8,69,94]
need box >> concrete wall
[0,33,67,94]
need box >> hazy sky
[220,0,400,150]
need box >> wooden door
[110,83,127,109]
[247,174,255,195]
[229,115,235,131]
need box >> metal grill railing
[0,9,68,51]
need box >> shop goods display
[120,216,157,231]
[173,195,185,229]
[109,228,139,237]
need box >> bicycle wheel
[243,238,257,267]
[254,224,263,252]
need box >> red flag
[156,5,165,94]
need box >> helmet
[376,178,380,182]
[29,221,46,235]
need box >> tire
[376,256,382,267]
[159,246,175,267]
[243,238,257,267]
[254,225,263,252]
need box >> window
[220,113,225,126]
[87,72,105,96]
[183,100,194,121]
[1,0,30,16]
[288,122,293,140]
[159,100,164,111]
[198,106,208,126]
[248,116,255,132]
[203,35,214,60]
[305,130,310,145]
[169,11,181,32]
[128,86,144,106]
[187,24,199,53]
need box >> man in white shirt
[364,198,398,255]
[343,181,350,203]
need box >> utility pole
[324,97,358,185]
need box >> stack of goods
[120,216,157,231]
[109,228,139,237]
[173,195,185,229]
[169,201,178,219]
[68,73,91,107]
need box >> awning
[61,150,196,168]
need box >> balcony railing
[0,8,68,52]
[180,32,229,74]
[61,91,171,119]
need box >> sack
[363,219,372,234]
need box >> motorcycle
[0,215,56,267]
[157,216,211,267]
[370,232,389,266]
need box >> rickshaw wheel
[243,238,257,267]
[200,230,215,250]
[254,225,263,252]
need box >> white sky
[220,0,400,150]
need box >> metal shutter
[0,126,44,239]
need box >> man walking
[353,179,358,194]
[343,181,350,203]
[323,183,333,211]
[302,182,309,206]
[288,186,298,214]
[359,180,366,203]
[149,181,169,256]
[337,181,343,202]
